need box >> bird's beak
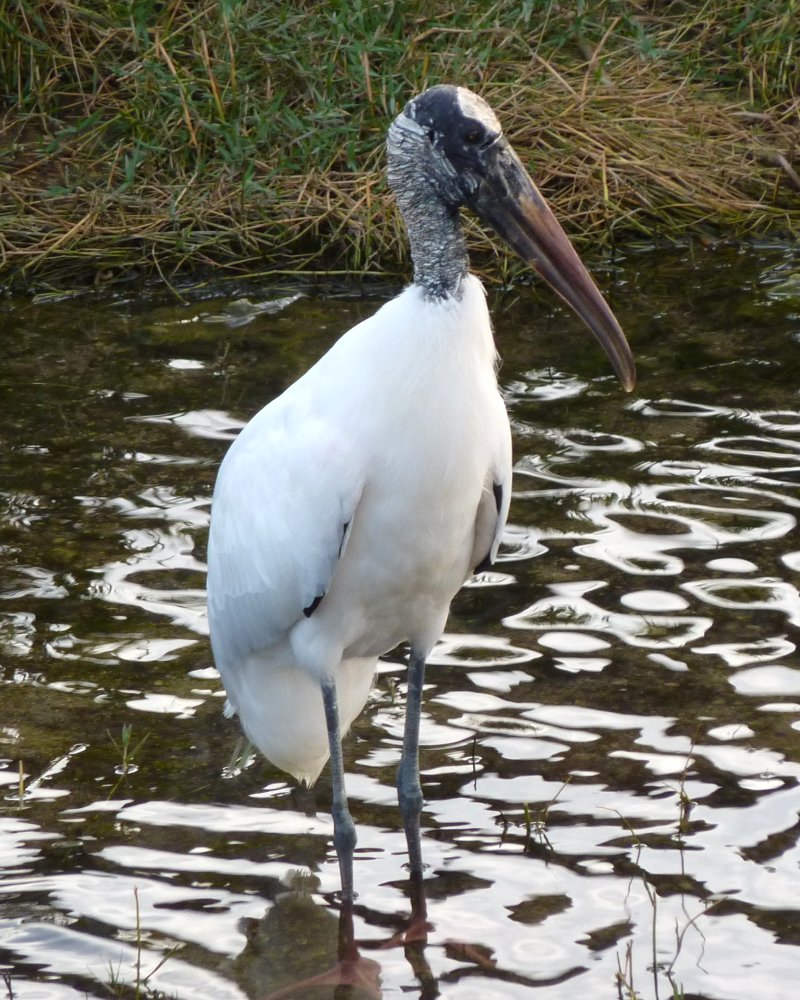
[469,138,636,392]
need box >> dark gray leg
[321,680,356,901]
[397,650,426,876]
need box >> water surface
[1,244,800,999]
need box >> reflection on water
[1,244,800,998]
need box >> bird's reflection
[233,861,589,996]
[372,873,437,1000]
[233,870,434,999]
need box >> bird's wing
[207,403,364,675]
[471,407,512,574]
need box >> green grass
[1,0,798,291]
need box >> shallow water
[2,244,800,999]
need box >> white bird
[207,85,635,901]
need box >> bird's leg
[397,650,426,876]
[321,680,357,901]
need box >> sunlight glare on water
[1,244,800,999]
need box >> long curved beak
[469,138,636,392]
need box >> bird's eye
[463,128,482,145]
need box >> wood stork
[207,85,635,901]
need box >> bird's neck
[393,178,469,301]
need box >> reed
[1,0,798,291]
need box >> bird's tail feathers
[235,652,378,786]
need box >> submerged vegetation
[1,0,798,291]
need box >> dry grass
[1,0,798,291]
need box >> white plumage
[208,276,510,783]
[207,85,634,899]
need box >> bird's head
[388,85,503,208]
[388,85,635,392]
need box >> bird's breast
[287,276,509,664]
[313,375,501,659]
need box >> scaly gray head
[388,85,635,392]
[388,85,503,210]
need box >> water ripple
[505,580,712,649]
[4,247,800,1000]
